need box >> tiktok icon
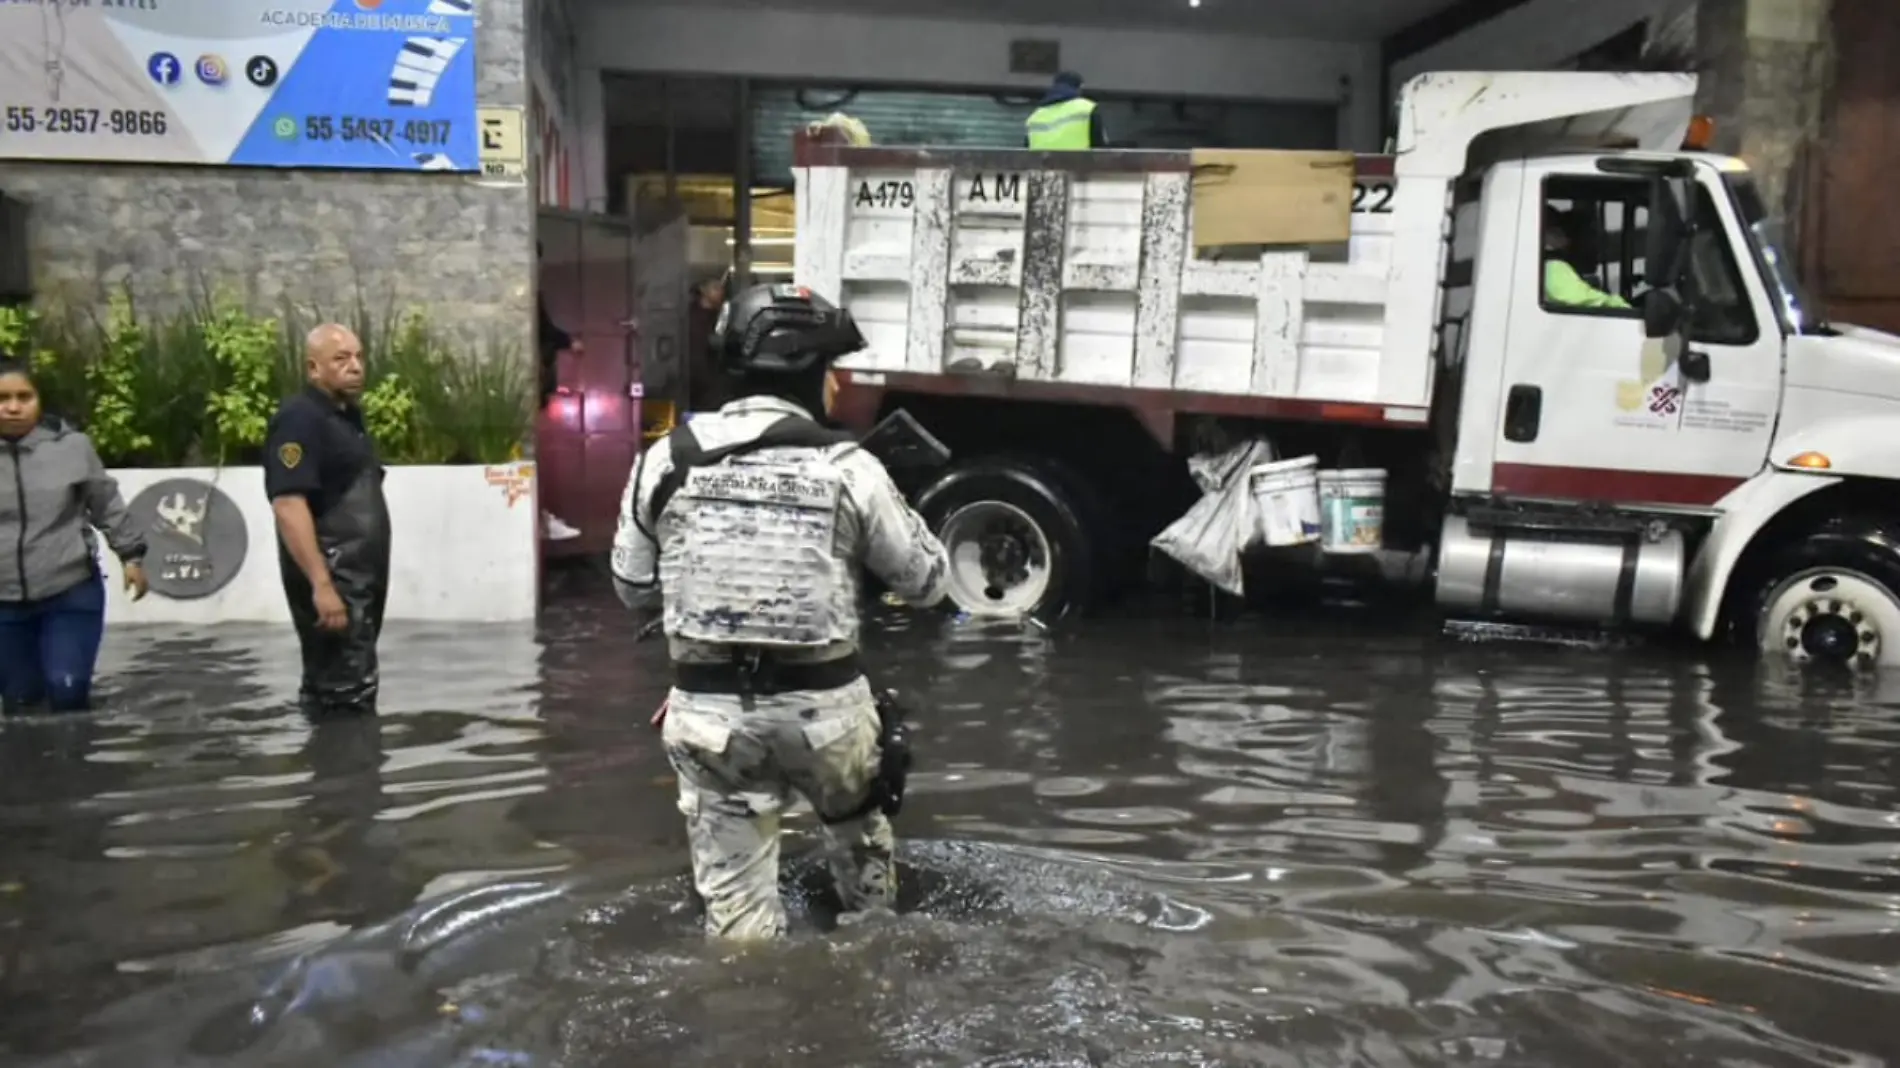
[246,56,279,88]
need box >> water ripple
[0,597,1896,1065]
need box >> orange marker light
[1786,451,1831,470]
[1683,115,1717,151]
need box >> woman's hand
[123,561,149,602]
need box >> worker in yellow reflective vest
[1024,71,1106,150]
[1542,206,1629,309]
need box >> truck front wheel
[1739,515,1900,670]
[916,457,1100,620]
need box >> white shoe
[543,512,581,540]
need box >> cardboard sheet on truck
[1188,149,1355,248]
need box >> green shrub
[84,293,157,464]
[6,286,532,467]
[201,299,280,464]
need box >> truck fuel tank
[1434,514,1685,627]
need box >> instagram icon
[195,55,228,86]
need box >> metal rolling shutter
[749,85,1338,184]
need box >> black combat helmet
[713,283,865,375]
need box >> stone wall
[1692,0,1832,238]
[0,0,537,353]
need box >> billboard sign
[0,0,480,172]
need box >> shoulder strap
[648,415,856,525]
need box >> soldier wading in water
[611,283,949,939]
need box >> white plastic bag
[1187,440,1260,495]
[1150,439,1273,596]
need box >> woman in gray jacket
[0,359,148,714]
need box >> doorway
[535,210,638,558]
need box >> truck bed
[793,143,1429,426]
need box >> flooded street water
[3,585,1900,1066]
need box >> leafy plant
[373,310,457,462]
[361,371,420,458]
[16,284,534,467]
[0,304,82,414]
[84,293,155,464]
[354,317,531,465]
[434,331,532,464]
[135,309,213,464]
[0,303,35,357]
[200,300,280,464]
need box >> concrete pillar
[0,2,537,353]
[1694,0,1832,234]
[574,69,611,215]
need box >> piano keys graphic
[426,0,475,13]
[413,153,458,170]
[387,36,468,108]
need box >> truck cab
[1438,135,1900,670]
[798,71,1900,668]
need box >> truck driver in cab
[1542,205,1630,311]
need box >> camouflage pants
[661,675,895,940]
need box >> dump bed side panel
[795,147,1417,408]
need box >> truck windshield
[1724,174,1824,334]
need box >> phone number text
[301,116,454,145]
[3,107,168,136]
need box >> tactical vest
[650,416,859,649]
[1026,98,1095,150]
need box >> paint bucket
[1317,468,1386,553]
[1249,456,1321,547]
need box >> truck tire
[1736,514,1900,670]
[916,456,1101,620]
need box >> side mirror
[1642,289,1683,339]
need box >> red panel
[829,370,1430,439]
[536,216,641,556]
[535,429,587,524]
[1490,463,1744,507]
[564,433,636,555]
[579,387,632,436]
[543,389,584,434]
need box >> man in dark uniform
[263,323,392,718]
[684,270,729,413]
[536,241,582,541]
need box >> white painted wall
[96,464,541,626]
[577,4,1386,151]
[1390,0,1673,89]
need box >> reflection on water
[3,591,1900,1066]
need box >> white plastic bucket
[1317,468,1386,553]
[1249,456,1321,547]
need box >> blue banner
[0,0,480,172]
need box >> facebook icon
[146,52,181,86]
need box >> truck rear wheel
[916,457,1100,620]
[1740,515,1900,670]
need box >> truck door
[1486,162,1781,508]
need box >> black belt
[671,653,864,695]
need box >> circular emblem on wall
[125,478,250,600]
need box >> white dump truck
[794,71,1900,669]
